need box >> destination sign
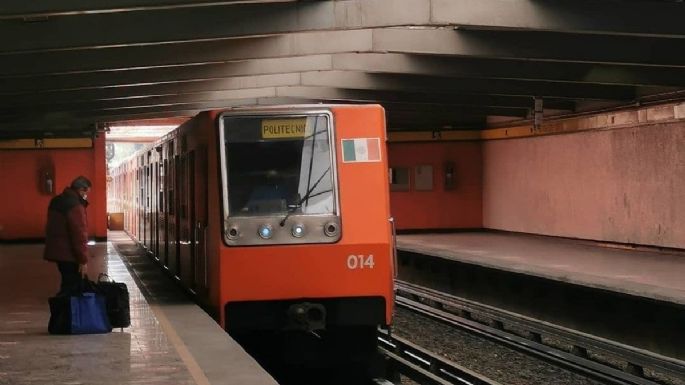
[261,118,308,139]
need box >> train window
[389,167,410,191]
[223,114,335,217]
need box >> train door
[121,170,125,230]
[135,166,143,238]
[152,160,159,258]
[159,155,167,266]
[151,161,155,252]
[165,141,178,275]
[194,147,208,295]
[123,170,127,229]
[138,160,143,242]
[149,154,156,254]
[131,166,137,236]
[168,151,179,276]
[138,162,144,243]
[179,150,194,289]
[141,156,146,243]
[144,157,151,250]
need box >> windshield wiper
[279,166,330,227]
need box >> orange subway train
[109,105,395,361]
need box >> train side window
[389,167,410,192]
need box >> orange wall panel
[388,141,483,230]
[91,135,107,238]
[0,136,107,240]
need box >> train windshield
[223,114,335,217]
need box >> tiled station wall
[482,121,685,249]
[388,141,482,230]
[0,136,107,240]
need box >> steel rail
[371,379,397,385]
[395,280,685,385]
[377,330,502,385]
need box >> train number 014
[347,254,375,269]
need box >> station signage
[261,118,308,139]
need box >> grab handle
[389,216,398,279]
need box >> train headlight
[258,224,273,239]
[291,224,305,238]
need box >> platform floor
[0,233,277,385]
[397,232,685,306]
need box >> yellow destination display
[261,118,307,139]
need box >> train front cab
[205,105,394,360]
[111,105,394,364]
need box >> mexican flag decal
[342,138,381,163]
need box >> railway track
[394,280,685,385]
[377,330,502,385]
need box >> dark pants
[57,261,80,295]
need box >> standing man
[44,176,92,295]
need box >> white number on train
[347,254,375,269]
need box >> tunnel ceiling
[1,0,684,138]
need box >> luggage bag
[97,274,131,329]
[48,280,112,335]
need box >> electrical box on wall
[444,161,456,191]
[38,166,56,195]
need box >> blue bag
[48,279,112,335]
[70,292,112,334]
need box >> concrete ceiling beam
[299,71,639,101]
[1,68,581,113]
[431,0,685,38]
[0,0,293,19]
[3,87,281,115]
[4,26,683,82]
[0,97,263,134]
[0,0,428,53]
[0,29,372,77]
[373,29,685,68]
[0,73,302,106]
[2,79,528,118]
[276,86,576,110]
[0,55,333,95]
[332,53,685,88]
[2,0,682,53]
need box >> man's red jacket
[43,188,89,264]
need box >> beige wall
[483,122,685,248]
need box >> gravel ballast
[393,308,606,385]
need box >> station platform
[0,232,278,385]
[397,231,685,306]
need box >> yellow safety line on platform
[149,304,212,385]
